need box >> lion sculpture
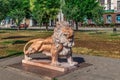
[23,21,77,66]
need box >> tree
[0,0,9,21]
[9,9,25,29]
[62,0,104,30]
[62,0,87,30]
[32,0,60,30]
[92,6,104,26]
[0,0,30,25]
[22,0,31,18]
[84,0,104,26]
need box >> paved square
[0,54,120,80]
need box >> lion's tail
[23,39,43,54]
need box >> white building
[99,0,120,11]
[98,0,120,24]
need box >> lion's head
[53,21,74,47]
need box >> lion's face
[61,26,74,40]
[59,26,74,47]
[53,21,75,47]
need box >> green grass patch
[6,50,23,55]
[12,40,27,45]
[110,33,120,36]
[1,40,15,45]
[0,31,7,33]
[0,40,27,45]
[0,30,120,59]
[0,50,23,59]
[88,31,106,35]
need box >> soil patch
[75,40,120,52]
[0,46,7,49]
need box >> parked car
[10,23,17,28]
[10,23,29,29]
[19,23,29,29]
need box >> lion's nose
[69,39,72,42]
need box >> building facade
[99,0,120,26]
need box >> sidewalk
[28,27,120,31]
[1,25,120,31]
[59,55,120,80]
[0,54,120,80]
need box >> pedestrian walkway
[58,55,120,80]
[0,54,120,80]
[1,25,120,31]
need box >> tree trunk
[88,19,91,25]
[46,22,48,31]
[79,22,82,27]
[113,27,117,32]
[17,23,20,30]
[75,21,78,31]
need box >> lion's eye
[64,34,67,36]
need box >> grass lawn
[0,30,120,59]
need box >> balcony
[104,10,115,13]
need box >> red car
[19,23,29,29]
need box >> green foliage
[110,33,120,36]
[85,0,99,19]
[0,0,104,30]
[22,0,31,18]
[9,9,25,27]
[62,0,86,30]
[62,0,104,29]
[6,50,23,56]
[32,0,60,29]
[0,0,31,21]
[110,23,115,27]
[63,0,85,22]
[92,5,104,26]
[0,0,9,20]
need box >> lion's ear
[56,22,60,26]
[56,22,62,30]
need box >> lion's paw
[51,62,61,66]
[69,61,78,66]
[24,55,32,61]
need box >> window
[107,0,111,10]
[98,0,105,5]
[117,1,120,10]
[106,15,112,23]
[100,0,105,5]
[116,14,120,23]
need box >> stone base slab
[9,62,91,80]
[9,56,92,80]
[22,59,69,72]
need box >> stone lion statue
[23,21,77,66]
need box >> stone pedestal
[9,56,91,80]
[22,59,77,72]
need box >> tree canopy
[62,0,104,30]
[0,0,30,21]
[0,0,104,30]
[32,0,60,30]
